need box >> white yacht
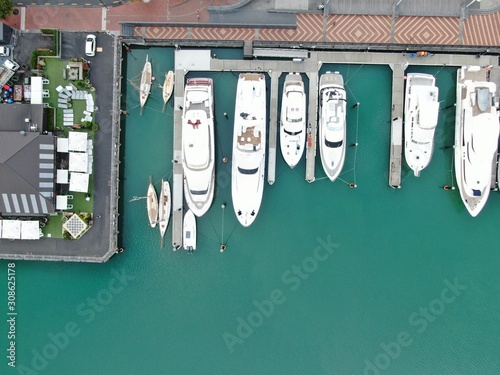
[319,72,346,181]
[455,66,499,217]
[404,73,440,177]
[231,73,267,227]
[181,78,215,217]
[280,73,306,168]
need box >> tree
[0,0,13,19]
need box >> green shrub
[30,50,55,69]
[92,123,99,132]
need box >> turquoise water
[2,48,500,375]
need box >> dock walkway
[305,70,319,182]
[389,64,405,188]
[172,70,184,250]
[268,70,280,185]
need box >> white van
[3,59,20,71]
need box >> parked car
[0,46,10,56]
[3,59,20,71]
[85,34,96,57]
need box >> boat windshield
[191,188,209,195]
[476,88,491,112]
[238,166,259,175]
[325,139,343,148]
[284,129,303,136]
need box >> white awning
[56,195,68,210]
[20,221,40,240]
[68,131,88,152]
[0,220,40,240]
[57,169,69,184]
[1,220,21,239]
[69,172,89,193]
[69,152,88,173]
[57,137,69,153]
[30,76,43,105]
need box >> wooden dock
[389,63,405,188]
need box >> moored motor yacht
[455,66,499,217]
[231,73,267,227]
[319,72,346,181]
[182,77,215,217]
[404,73,440,177]
[280,72,306,168]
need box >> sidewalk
[3,0,240,32]
[2,1,499,48]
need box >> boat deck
[237,126,262,148]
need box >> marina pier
[389,64,405,188]
[305,71,319,183]
[267,70,280,185]
[171,49,497,248]
[172,70,185,250]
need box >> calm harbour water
[1,47,499,375]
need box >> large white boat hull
[232,73,267,227]
[454,66,499,217]
[319,72,346,182]
[182,78,215,217]
[404,73,440,177]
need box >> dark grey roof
[0,23,13,45]
[0,104,54,217]
[0,103,46,133]
[209,10,296,27]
